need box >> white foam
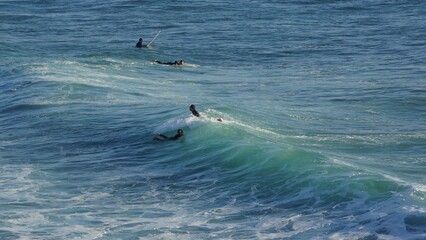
[0,165,43,200]
[256,213,332,239]
[29,59,144,92]
[1,161,422,239]
[205,108,282,139]
[183,63,200,68]
[153,115,205,134]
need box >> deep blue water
[1,0,425,239]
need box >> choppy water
[1,0,425,239]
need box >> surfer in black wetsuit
[189,104,222,122]
[154,129,184,141]
[189,104,200,117]
[136,38,143,48]
[153,59,185,66]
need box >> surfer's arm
[153,133,169,140]
[159,134,168,138]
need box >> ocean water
[1,0,425,239]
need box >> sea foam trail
[153,108,282,139]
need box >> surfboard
[146,31,161,47]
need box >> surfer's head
[189,104,196,111]
[177,129,184,135]
[178,60,184,65]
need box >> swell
[138,117,418,238]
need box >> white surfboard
[146,31,161,47]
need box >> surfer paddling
[153,59,185,66]
[154,129,184,141]
[189,104,222,122]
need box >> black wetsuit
[136,39,143,48]
[169,133,183,140]
[154,133,183,141]
[154,60,180,65]
[191,109,200,117]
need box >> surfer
[189,104,200,117]
[136,38,143,48]
[154,129,184,141]
[189,104,222,122]
[153,59,185,66]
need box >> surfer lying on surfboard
[154,129,184,141]
[190,104,222,122]
[153,59,185,66]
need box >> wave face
[1,0,425,239]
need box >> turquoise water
[1,0,425,239]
